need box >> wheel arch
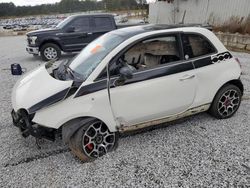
[210,79,244,109]
[39,39,63,51]
[217,79,244,96]
[61,116,107,145]
[226,79,244,95]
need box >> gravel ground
[0,36,249,187]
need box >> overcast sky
[0,0,155,6]
[0,0,60,6]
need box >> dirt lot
[0,36,249,187]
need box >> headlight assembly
[29,36,37,45]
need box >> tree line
[0,0,147,17]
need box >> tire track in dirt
[3,148,70,167]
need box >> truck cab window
[93,17,113,32]
[68,17,90,32]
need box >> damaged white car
[11,25,243,161]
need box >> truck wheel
[209,84,242,119]
[41,43,61,61]
[69,119,118,162]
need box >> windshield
[56,16,72,29]
[69,32,125,81]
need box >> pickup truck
[26,14,125,61]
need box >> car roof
[112,24,212,39]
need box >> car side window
[182,34,216,59]
[69,17,90,32]
[93,17,113,32]
[108,35,181,78]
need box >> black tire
[40,43,61,61]
[69,119,118,162]
[209,84,242,119]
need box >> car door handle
[87,32,93,35]
[179,75,195,81]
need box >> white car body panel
[11,65,73,112]
[191,58,241,108]
[33,83,117,131]
[109,68,197,126]
[12,26,242,133]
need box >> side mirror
[114,66,133,87]
[120,66,133,80]
[66,26,75,33]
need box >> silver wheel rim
[218,89,240,117]
[44,47,58,60]
[82,121,116,158]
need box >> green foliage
[103,0,138,10]
[0,0,144,17]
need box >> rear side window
[182,34,216,59]
[93,17,113,32]
[69,17,90,32]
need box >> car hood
[12,64,73,114]
[27,28,61,36]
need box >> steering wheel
[114,56,136,74]
[116,55,127,66]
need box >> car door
[108,34,197,126]
[59,16,92,51]
[89,16,116,42]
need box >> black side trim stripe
[74,80,107,98]
[75,62,194,98]
[74,51,233,98]
[28,88,70,114]
[193,56,212,68]
[111,61,194,87]
[211,51,232,63]
[64,87,78,99]
[193,51,232,69]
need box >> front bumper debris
[11,109,55,141]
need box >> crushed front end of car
[11,109,56,141]
[11,61,75,141]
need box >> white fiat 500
[11,25,243,161]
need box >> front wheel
[40,43,61,61]
[69,119,118,162]
[209,84,242,119]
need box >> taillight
[235,57,242,68]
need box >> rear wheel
[209,84,242,119]
[69,119,118,162]
[41,43,61,61]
